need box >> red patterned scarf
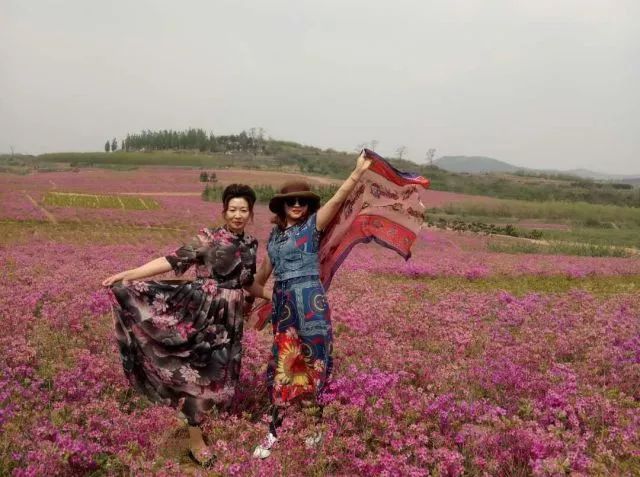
[252,148,430,329]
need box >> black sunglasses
[284,197,310,207]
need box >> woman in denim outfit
[253,154,372,458]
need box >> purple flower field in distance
[1,168,639,476]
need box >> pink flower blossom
[202,279,218,295]
[179,366,200,384]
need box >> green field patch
[379,273,640,297]
[0,219,188,245]
[42,192,159,210]
[432,199,640,226]
[542,226,640,249]
[487,240,634,258]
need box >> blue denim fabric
[267,213,320,281]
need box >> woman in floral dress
[102,184,270,466]
[252,153,372,458]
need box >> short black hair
[222,184,257,212]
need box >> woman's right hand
[101,258,172,288]
[102,271,130,287]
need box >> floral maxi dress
[110,226,257,426]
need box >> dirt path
[23,192,58,224]
[117,192,202,196]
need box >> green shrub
[426,216,543,239]
[42,192,159,210]
[488,241,631,257]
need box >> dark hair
[271,200,320,230]
[222,184,256,215]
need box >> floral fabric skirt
[110,279,245,425]
[267,276,333,406]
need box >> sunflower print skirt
[266,276,333,406]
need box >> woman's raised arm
[316,152,372,231]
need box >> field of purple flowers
[1,169,639,476]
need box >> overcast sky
[1,0,638,174]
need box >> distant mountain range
[433,156,640,183]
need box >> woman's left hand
[356,151,373,173]
[317,151,374,231]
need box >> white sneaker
[253,432,277,459]
[304,431,324,449]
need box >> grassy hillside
[34,150,359,178]
[434,155,522,173]
[2,140,638,207]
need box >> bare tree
[395,145,407,160]
[425,148,436,165]
[370,139,379,151]
[9,145,15,158]
[248,127,266,155]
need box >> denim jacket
[267,213,321,281]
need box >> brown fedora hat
[268,180,321,213]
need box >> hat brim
[268,191,321,213]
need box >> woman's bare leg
[182,396,215,465]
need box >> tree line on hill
[105,128,272,154]
[84,127,637,208]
